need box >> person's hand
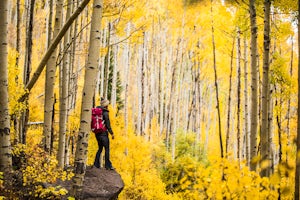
[111,135,115,140]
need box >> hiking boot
[93,164,100,169]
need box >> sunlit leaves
[10,143,73,199]
[7,47,26,117]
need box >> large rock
[60,167,124,200]
[82,167,124,200]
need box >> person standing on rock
[93,99,115,170]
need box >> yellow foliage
[8,47,27,117]
[35,185,68,199]
[87,107,177,200]
[11,143,73,199]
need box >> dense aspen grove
[0,0,299,199]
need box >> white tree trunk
[249,0,259,171]
[243,37,250,165]
[43,0,63,153]
[58,0,72,167]
[0,0,12,172]
[236,28,242,163]
[137,43,143,136]
[124,23,130,131]
[260,0,271,177]
[72,0,103,197]
[111,41,118,107]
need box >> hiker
[93,99,115,170]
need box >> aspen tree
[237,28,242,163]
[46,0,53,48]
[172,33,185,160]
[103,22,111,99]
[16,0,21,60]
[0,0,12,172]
[65,0,78,166]
[295,1,300,198]
[19,0,35,144]
[226,38,235,156]
[123,23,130,155]
[195,60,202,158]
[99,27,107,97]
[159,29,166,135]
[205,86,213,151]
[142,32,149,137]
[211,0,223,158]
[249,0,259,171]
[165,42,180,153]
[260,0,271,177]
[137,43,143,136]
[43,0,63,153]
[124,23,130,131]
[111,42,118,107]
[57,0,72,167]
[275,85,282,163]
[244,37,250,165]
[286,36,293,162]
[13,0,21,144]
[72,0,103,197]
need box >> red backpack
[91,107,107,133]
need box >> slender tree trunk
[295,0,300,198]
[50,94,56,153]
[16,0,21,61]
[159,30,166,135]
[103,22,111,99]
[58,0,72,167]
[268,85,274,173]
[143,32,149,137]
[165,41,180,152]
[226,38,235,156]
[46,0,53,48]
[237,28,242,163]
[196,60,202,158]
[20,0,35,145]
[23,0,35,87]
[187,68,197,131]
[205,86,213,151]
[124,23,130,130]
[260,0,271,177]
[211,0,223,158]
[13,0,21,144]
[0,0,12,172]
[111,43,118,107]
[139,32,147,136]
[137,43,142,136]
[99,28,106,97]
[72,0,103,197]
[171,35,184,160]
[287,37,293,162]
[65,0,77,166]
[275,86,282,163]
[244,37,250,165]
[43,0,63,153]
[123,23,130,155]
[249,0,259,171]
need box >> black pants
[94,133,113,169]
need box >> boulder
[60,166,124,200]
[82,167,124,200]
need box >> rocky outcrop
[81,167,124,200]
[60,167,124,200]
